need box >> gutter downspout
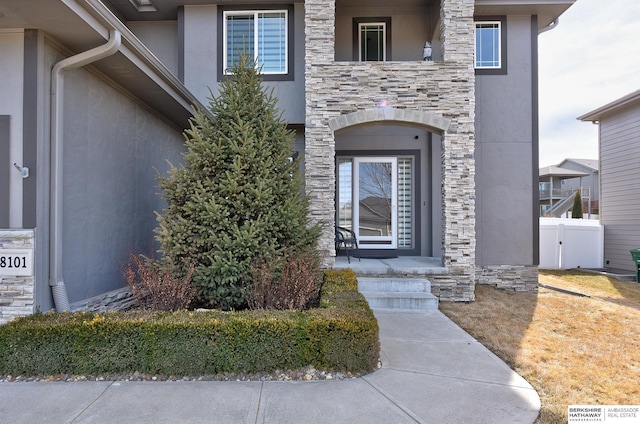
[50,30,121,312]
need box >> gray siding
[600,103,640,271]
[475,15,535,266]
[0,30,24,228]
[0,115,9,227]
[42,39,185,305]
[127,21,179,77]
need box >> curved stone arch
[328,108,450,134]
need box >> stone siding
[305,0,477,300]
[0,230,35,325]
[71,287,137,313]
[477,265,539,292]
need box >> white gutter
[538,18,559,34]
[49,30,121,312]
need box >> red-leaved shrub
[124,253,195,311]
[247,249,323,311]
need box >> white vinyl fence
[539,218,604,270]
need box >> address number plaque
[0,249,34,277]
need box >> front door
[338,157,397,249]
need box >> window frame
[336,150,421,256]
[358,22,387,61]
[218,5,294,81]
[474,16,507,75]
[352,17,392,61]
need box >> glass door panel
[354,157,397,248]
[337,159,353,230]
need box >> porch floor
[333,256,448,276]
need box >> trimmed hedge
[0,270,379,376]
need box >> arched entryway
[328,108,450,258]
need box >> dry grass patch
[439,270,640,424]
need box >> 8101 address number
[0,250,34,276]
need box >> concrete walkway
[0,309,540,424]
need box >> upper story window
[475,21,501,68]
[359,22,386,61]
[474,17,506,75]
[353,17,391,61]
[223,10,288,75]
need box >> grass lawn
[439,270,640,424]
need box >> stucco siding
[0,30,25,228]
[182,5,218,105]
[475,15,536,266]
[600,103,640,271]
[127,21,179,77]
[59,57,185,303]
[476,142,534,264]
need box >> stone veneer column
[304,0,478,300]
[0,230,35,324]
[305,0,337,262]
[433,0,477,299]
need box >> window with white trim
[359,22,386,61]
[352,17,391,61]
[475,21,501,69]
[223,10,288,74]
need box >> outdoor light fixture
[129,0,157,12]
[13,163,29,179]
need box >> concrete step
[357,277,431,293]
[360,291,439,310]
[357,277,438,310]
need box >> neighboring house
[557,159,599,216]
[539,159,599,217]
[579,90,640,273]
[0,0,575,322]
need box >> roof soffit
[0,0,204,127]
[475,0,575,28]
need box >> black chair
[335,226,361,263]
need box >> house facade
[579,90,640,273]
[0,0,574,323]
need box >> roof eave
[578,90,640,122]
[475,0,576,28]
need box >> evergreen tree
[571,189,583,219]
[155,54,319,309]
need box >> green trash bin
[630,248,640,282]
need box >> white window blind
[398,158,412,248]
[224,11,287,74]
[338,159,353,229]
[226,14,254,72]
[258,12,287,73]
